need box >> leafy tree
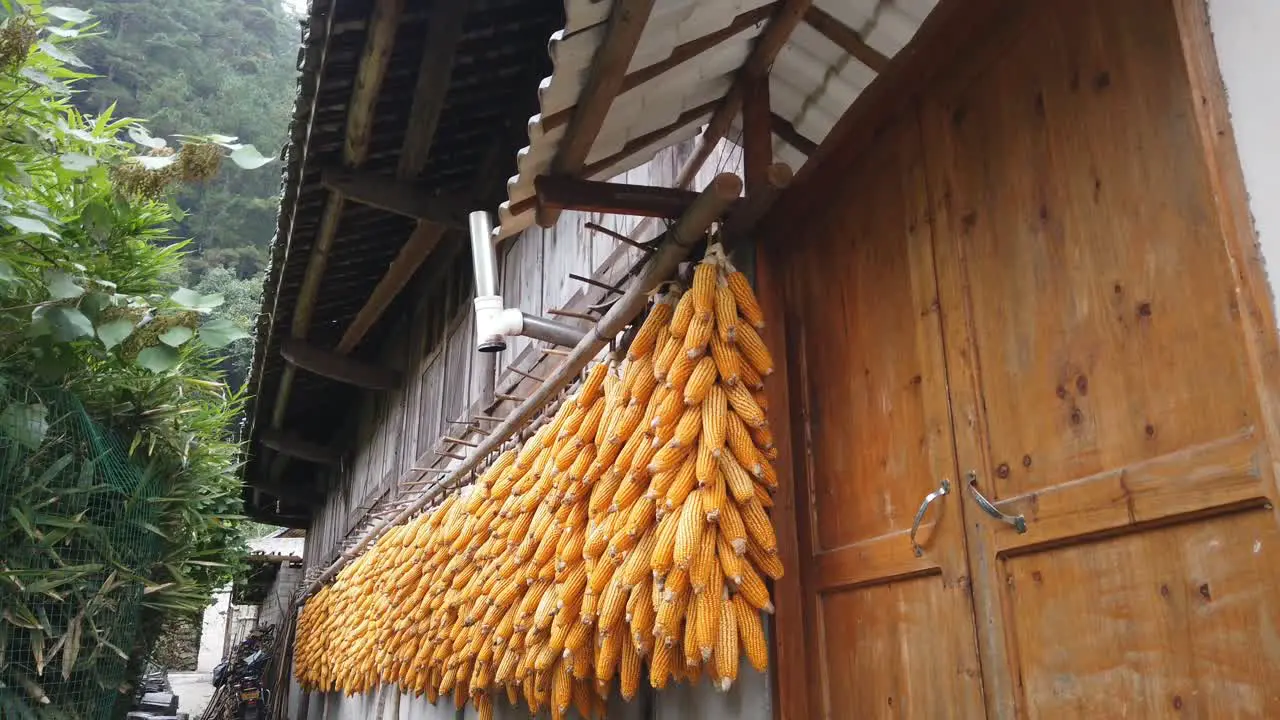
[0,4,269,714]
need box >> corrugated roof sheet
[497,0,938,238]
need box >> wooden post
[743,74,773,199]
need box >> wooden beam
[321,169,470,227]
[772,113,817,155]
[280,338,401,390]
[742,74,773,198]
[540,4,777,131]
[804,5,890,73]
[344,0,405,166]
[530,176,739,220]
[336,222,447,353]
[582,99,721,179]
[538,0,657,227]
[676,0,812,189]
[260,429,343,466]
[397,0,471,178]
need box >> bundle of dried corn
[604,243,780,692]
[294,242,782,717]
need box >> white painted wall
[197,584,232,671]
[1207,0,1280,317]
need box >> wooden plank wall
[304,137,745,567]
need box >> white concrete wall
[1207,0,1280,318]
[197,584,232,672]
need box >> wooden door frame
[1171,0,1280,511]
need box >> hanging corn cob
[294,245,782,715]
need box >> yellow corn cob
[670,405,702,449]
[683,595,703,666]
[650,509,681,575]
[631,580,656,649]
[718,499,748,555]
[725,381,766,428]
[673,489,703,570]
[577,362,610,409]
[650,641,674,688]
[747,535,785,580]
[695,585,719,662]
[692,255,718,315]
[553,657,572,715]
[720,452,756,504]
[726,409,759,472]
[733,594,768,671]
[696,439,717,486]
[753,389,769,413]
[736,560,774,614]
[596,629,622,683]
[753,481,774,508]
[629,359,659,407]
[683,356,717,406]
[628,295,675,361]
[710,333,740,386]
[691,525,717,593]
[711,590,738,691]
[734,321,773,377]
[654,586,688,642]
[653,333,683,382]
[738,355,764,391]
[714,276,738,343]
[703,468,726,523]
[642,384,669,431]
[670,290,694,337]
[598,576,628,633]
[615,429,648,475]
[665,349,697,394]
[740,498,777,554]
[621,497,657,542]
[725,268,764,329]
[620,632,641,700]
[683,313,714,359]
[717,532,744,585]
[610,403,645,443]
[610,473,645,514]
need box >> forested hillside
[62,0,299,386]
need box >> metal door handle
[965,471,1027,533]
[910,479,951,557]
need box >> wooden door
[770,119,985,718]
[923,0,1280,717]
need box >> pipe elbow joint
[474,295,522,353]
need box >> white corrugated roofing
[496,0,938,239]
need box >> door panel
[781,119,984,718]
[1004,508,1280,719]
[924,0,1280,716]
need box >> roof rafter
[675,0,813,189]
[537,0,657,228]
[804,5,890,73]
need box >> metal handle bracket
[965,471,1027,533]
[910,479,951,557]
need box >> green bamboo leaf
[229,144,273,170]
[60,614,82,680]
[3,603,41,630]
[8,506,41,541]
[34,453,73,489]
[31,628,45,677]
[45,6,92,23]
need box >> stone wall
[151,612,201,671]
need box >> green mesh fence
[0,380,159,719]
